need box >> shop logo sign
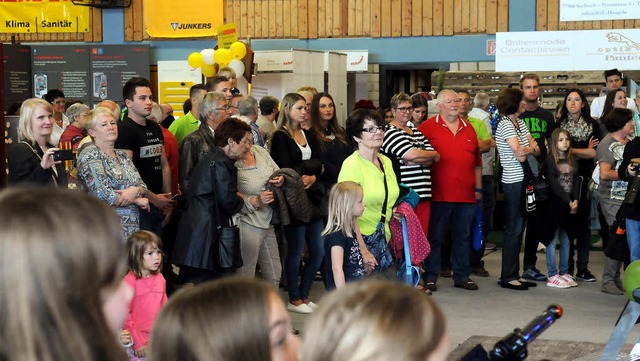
[171,22,178,31]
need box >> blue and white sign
[496,29,640,71]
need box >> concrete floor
[282,248,639,358]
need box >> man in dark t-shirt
[115,77,173,236]
[519,73,555,282]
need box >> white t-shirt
[590,95,637,118]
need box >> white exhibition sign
[323,51,368,72]
[559,0,640,21]
[253,51,294,72]
[496,29,640,71]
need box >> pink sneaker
[560,274,578,287]
[546,275,571,289]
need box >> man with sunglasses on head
[418,89,483,292]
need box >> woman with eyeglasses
[270,93,326,314]
[43,89,68,146]
[381,93,439,288]
[338,108,400,277]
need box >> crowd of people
[4,66,640,360]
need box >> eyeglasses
[216,105,230,111]
[361,126,385,134]
[53,100,66,105]
[395,106,413,113]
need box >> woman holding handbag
[495,88,540,290]
[339,108,399,277]
[270,93,327,314]
[172,118,247,284]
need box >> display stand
[600,290,640,360]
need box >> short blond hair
[18,98,53,144]
[85,107,117,132]
[301,280,447,361]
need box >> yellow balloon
[229,42,247,60]
[201,63,216,77]
[187,52,203,68]
[214,48,232,65]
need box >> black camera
[52,149,74,162]
[461,305,563,361]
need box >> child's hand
[134,345,147,358]
[120,329,132,345]
[569,200,578,214]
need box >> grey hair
[199,92,228,123]
[238,96,258,117]
[65,103,90,123]
[436,89,457,104]
[473,92,490,108]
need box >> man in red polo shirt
[418,89,482,291]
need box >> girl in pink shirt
[121,231,167,360]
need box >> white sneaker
[547,275,571,289]
[305,301,319,310]
[537,242,547,252]
[630,340,640,361]
[560,274,578,287]
[287,302,313,314]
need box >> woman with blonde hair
[148,277,299,361]
[0,187,132,361]
[270,92,326,313]
[8,98,67,187]
[77,107,150,240]
[300,280,449,361]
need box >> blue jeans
[627,218,640,262]
[501,182,526,283]
[283,219,325,302]
[425,202,476,283]
[546,228,570,277]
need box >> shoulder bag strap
[378,156,389,224]
[20,141,58,186]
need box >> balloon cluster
[187,41,247,78]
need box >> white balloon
[200,48,215,65]
[228,59,245,77]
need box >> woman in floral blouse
[77,107,149,240]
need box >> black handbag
[363,158,393,272]
[218,225,242,269]
[522,154,549,202]
[212,164,243,270]
[604,210,630,264]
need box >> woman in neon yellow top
[338,109,400,270]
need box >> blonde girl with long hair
[321,181,367,289]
